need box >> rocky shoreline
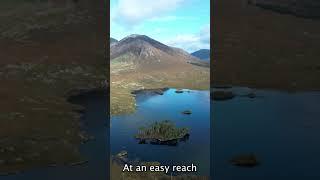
[131,87,169,96]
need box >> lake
[4,86,319,179]
[213,87,320,179]
[111,88,210,176]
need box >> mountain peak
[113,34,174,57]
[120,34,155,43]
[127,34,144,38]
[121,34,148,41]
[110,34,209,68]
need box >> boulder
[175,89,184,93]
[230,154,259,167]
[117,150,128,158]
[213,91,235,101]
[247,92,256,98]
[181,110,192,115]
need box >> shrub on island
[135,120,189,146]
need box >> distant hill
[191,49,210,61]
[110,37,118,46]
[110,34,208,69]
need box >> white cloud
[112,0,185,26]
[165,24,210,53]
[199,24,210,44]
[147,15,197,23]
[148,15,179,22]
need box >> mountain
[110,37,118,46]
[110,34,208,70]
[110,34,209,114]
[191,49,210,61]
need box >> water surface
[213,87,320,179]
[111,88,210,176]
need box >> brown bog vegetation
[213,0,320,90]
[0,0,106,173]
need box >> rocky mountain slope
[110,34,208,70]
[110,37,118,46]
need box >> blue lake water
[213,87,320,180]
[111,88,210,176]
[3,86,319,179]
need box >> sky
[110,0,210,53]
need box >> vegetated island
[135,120,189,146]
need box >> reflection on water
[111,88,210,176]
[213,87,320,180]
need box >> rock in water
[247,92,256,98]
[230,154,260,167]
[175,89,184,93]
[117,150,128,158]
[182,110,192,115]
[213,91,235,101]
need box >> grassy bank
[110,65,210,115]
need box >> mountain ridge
[110,34,208,69]
[110,37,118,46]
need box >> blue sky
[110,0,210,52]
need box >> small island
[175,89,184,93]
[230,154,260,167]
[212,90,235,101]
[135,120,189,145]
[182,110,192,115]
